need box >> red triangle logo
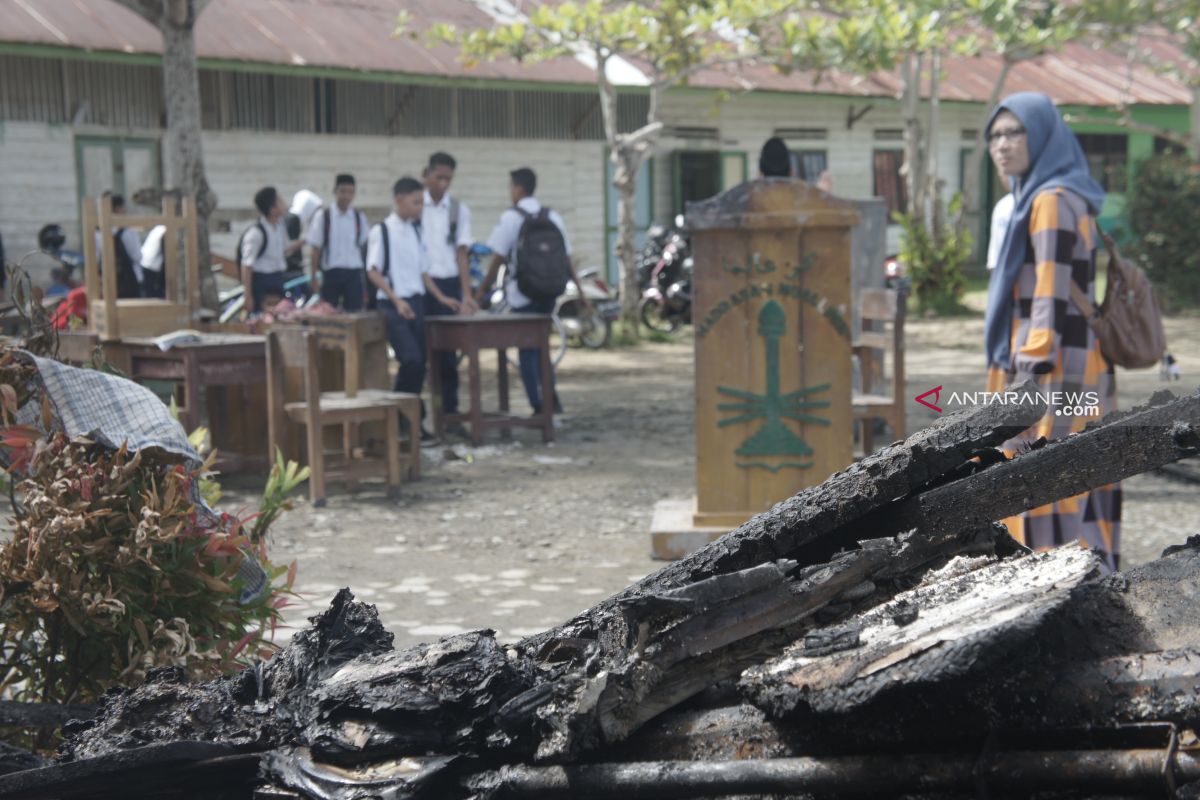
[915,385,943,413]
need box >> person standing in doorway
[422,153,476,431]
[307,174,369,310]
[479,167,589,415]
[241,186,303,315]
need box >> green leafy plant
[251,449,311,543]
[0,354,305,711]
[895,193,974,316]
[1127,153,1200,310]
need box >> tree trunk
[595,50,645,337]
[614,153,641,332]
[160,4,219,311]
[924,49,941,231]
[956,58,1014,237]
[901,52,925,220]
[1191,83,1200,158]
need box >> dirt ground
[222,313,1200,649]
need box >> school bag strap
[448,197,460,246]
[375,222,390,282]
[1066,225,1166,369]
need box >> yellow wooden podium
[651,178,859,557]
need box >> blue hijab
[984,92,1106,369]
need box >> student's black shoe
[420,429,438,444]
[444,422,469,439]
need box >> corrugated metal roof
[684,40,1193,106]
[0,0,599,84]
[0,0,1192,106]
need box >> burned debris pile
[2,385,1199,799]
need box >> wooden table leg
[497,348,509,415]
[539,338,554,443]
[428,339,445,438]
[183,355,201,434]
[467,345,483,447]
[384,407,401,498]
[345,328,361,399]
[497,347,512,442]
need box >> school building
[0,0,1193,280]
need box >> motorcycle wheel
[639,296,681,334]
[577,308,612,349]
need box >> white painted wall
[203,131,607,269]
[0,122,79,261]
[0,122,607,271]
[0,94,989,271]
[651,91,988,254]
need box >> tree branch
[111,0,162,25]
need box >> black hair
[102,190,126,211]
[427,152,457,171]
[510,167,536,197]
[759,137,792,178]
[393,176,424,196]
[335,173,356,187]
[254,186,278,217]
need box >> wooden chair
[852,287,906,455]
[266,328,419,505]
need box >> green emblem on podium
[717,300,830,471]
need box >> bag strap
[321,207,330,268]
[1068,280,1099,321]
[375,222,390,282]
[256,221,268,260]
[1068,224,1117,323]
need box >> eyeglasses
[987,126,1027,145]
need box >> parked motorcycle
[884,254,910,293]
[638,218,692,333]
[556,268,619,349]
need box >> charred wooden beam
[522,384,1046,656]
[740,544,1101,717]
[0,702,95,729]
[469,748,1200,799]
[737,540,1200,753]
[874,387,1200,541]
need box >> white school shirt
[366,213,428,300]
[240,215,288,274]
[305,204,368,270]
[95,227,145,283]
[422,190,473,280]
[986,193,1015,271]
[485,196,571,308]
[141,225,167,273]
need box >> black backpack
[237,221,269,266]
[514,207,570,302]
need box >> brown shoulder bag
[1068,228,1166,369]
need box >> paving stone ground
[220,312,1200,649]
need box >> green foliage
[1127,153,1200,309]
[895,193,974,316]
[0,358,307,709]
[251,449,312,543]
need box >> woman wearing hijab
[984,92,1120,571]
